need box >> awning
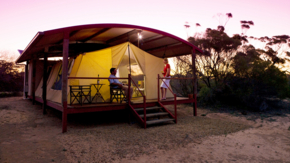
[16,23,202,63]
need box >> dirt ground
[0,97,290,163]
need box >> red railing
[127,74,147,128]
[158,74,177,122]
[68,75,147,127]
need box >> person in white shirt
[109,68,133,100]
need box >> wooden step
[146,118,175,125]
[134,106,162,112]
[139,112,169,118]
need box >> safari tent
[33,42,173,104]
[16,24,202,132]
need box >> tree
[255,35,290,65]
[0,50,24,93]
[188,28,242,87]
[240,20,254,35]
[213,13,233,32]
[171,55,194,96]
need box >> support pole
[62,31,69,133]
[157,74,160,102]
[24,61,29,99]
[42,53,48,114]
[192,49,197,116]
[128,74,131,104]
[128,44,131,75]
[32,57,36,105]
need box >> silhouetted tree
[240,20,254,35]
[0,51,24,93]
[214,13,233,32]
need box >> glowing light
[138,33,142,39]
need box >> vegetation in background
[172,14,290,111]
[0,51,24,96]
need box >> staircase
[128,75,176,128]
[130,105,176,128]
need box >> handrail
[67,75,147,128]
[129,74,146,128]
[158,77,194,80]
[158,74,177,122]
[68,77,128,80]
[158,76,175,95]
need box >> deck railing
[128,74,147,128]
[157,75,196,122]
[158,74,177,122]
[68,75,147,127]
[68,76,129,104]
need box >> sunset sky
[0,0,289,56]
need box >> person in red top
[160,58,171,100]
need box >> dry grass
[58,105,251,161]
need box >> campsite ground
[0,97,289,163]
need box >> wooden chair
[109,85,126,103]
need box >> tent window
[51,60,73,90]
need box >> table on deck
[91,83,105,102]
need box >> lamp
[137,30,142,47]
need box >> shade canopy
[16,24,202,63]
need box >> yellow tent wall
[35,61,65,104]
[35,42,173,104]
[69,48,113,102]
[130,43,173,99]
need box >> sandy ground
[0,97,290,163]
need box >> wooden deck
[33,96,195,114]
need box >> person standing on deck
[160,58,171,100]
[109,68,133,100]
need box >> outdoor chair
[109,85,126,103]
[70,85,91,105]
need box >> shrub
[198,86,214,104]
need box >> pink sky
[0,0,289,55]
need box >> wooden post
[192,49,197,116]
[42,53,48,114]
[24,61,29,98]
[128,74,131,104]
[32,57,36,105]
[157,74,160,102]
[62,31,69,133]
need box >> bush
[198,86,214,104]
[0,60,24,92]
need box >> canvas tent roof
[16,24,202,63]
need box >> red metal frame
[157,75,199,122]
[43,24,202,51]
[16,23,203,63]
[26,74,197,131]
